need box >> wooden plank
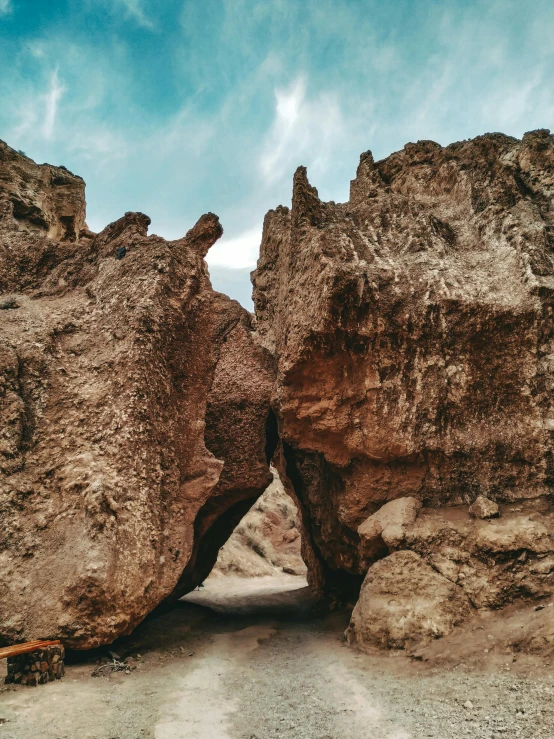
[0,640,60,659]
[0,640,61,660]
[0,641,47,651]
[0,641,45,655]
[2,639,60,652]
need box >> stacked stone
[5,645,64,686]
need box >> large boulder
[366,499,554,609]
[252,130,554,606]
[0,142,274,648]
[345,550,470,651]
[357,496,422,562]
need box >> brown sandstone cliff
[252,130,554,644]
[4,128,554,656]
[0,141,274,648]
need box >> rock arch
[3,131,554,651]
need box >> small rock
[469,496,499,519]
[463,700,474,710]
[0,295,19,310]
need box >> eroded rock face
[0,140,87,294]
[252,130,554,609]
[0,143,273,648]
[211,471,306,578]
[5,129,554,654]
[0,141,86,242]
[348,498,554,652]
[399,500,554,609]
[345,550,470,651]
[357,496,422,563]
[162,296,276,602]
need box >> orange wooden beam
[0,640,61,660]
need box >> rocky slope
[211,471,306,578]
[0,141,274,648]
[252,130,554,647]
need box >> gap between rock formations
[1,131,554,658]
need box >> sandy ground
[1,575,553,739]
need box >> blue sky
[1,0,554,307]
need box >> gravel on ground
[0,575,552,739]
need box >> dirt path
[1,576,553,739]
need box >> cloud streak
[42,68,64,139]
[0,0,12,16]
[207,227,262,269]
[259,75,346,188]
[118,0,154,29]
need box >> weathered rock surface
[409,597,554,664]
[358,496,422,562]
[0,142,274,648]
[397,499,554,609]
[345,550,470,651]
[211,471,306,578]
[469,494,499,519]
[0,141,87,293]
[350,498,554,652]
[5,127,554,656]
[0,141,86,242]
[252,130,554,627]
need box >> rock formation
[4,128,554,656]
[252,130,554,645]
[0,141,274,648]
[345,550,470,650]
[0,142,86,245]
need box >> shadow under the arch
[66,574,349,666]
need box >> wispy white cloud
[260,76,344,187]
[482,70,548,130]
[10,67,65,141]
[43,68,64,139]
[2,0,554,309]
[26,41,46,58]
[68,128,129,165]
[260,76,306,184]
[207,265,255,308]
[390,3,554,148]
[118,0,154,29]
[10,101,37,141]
